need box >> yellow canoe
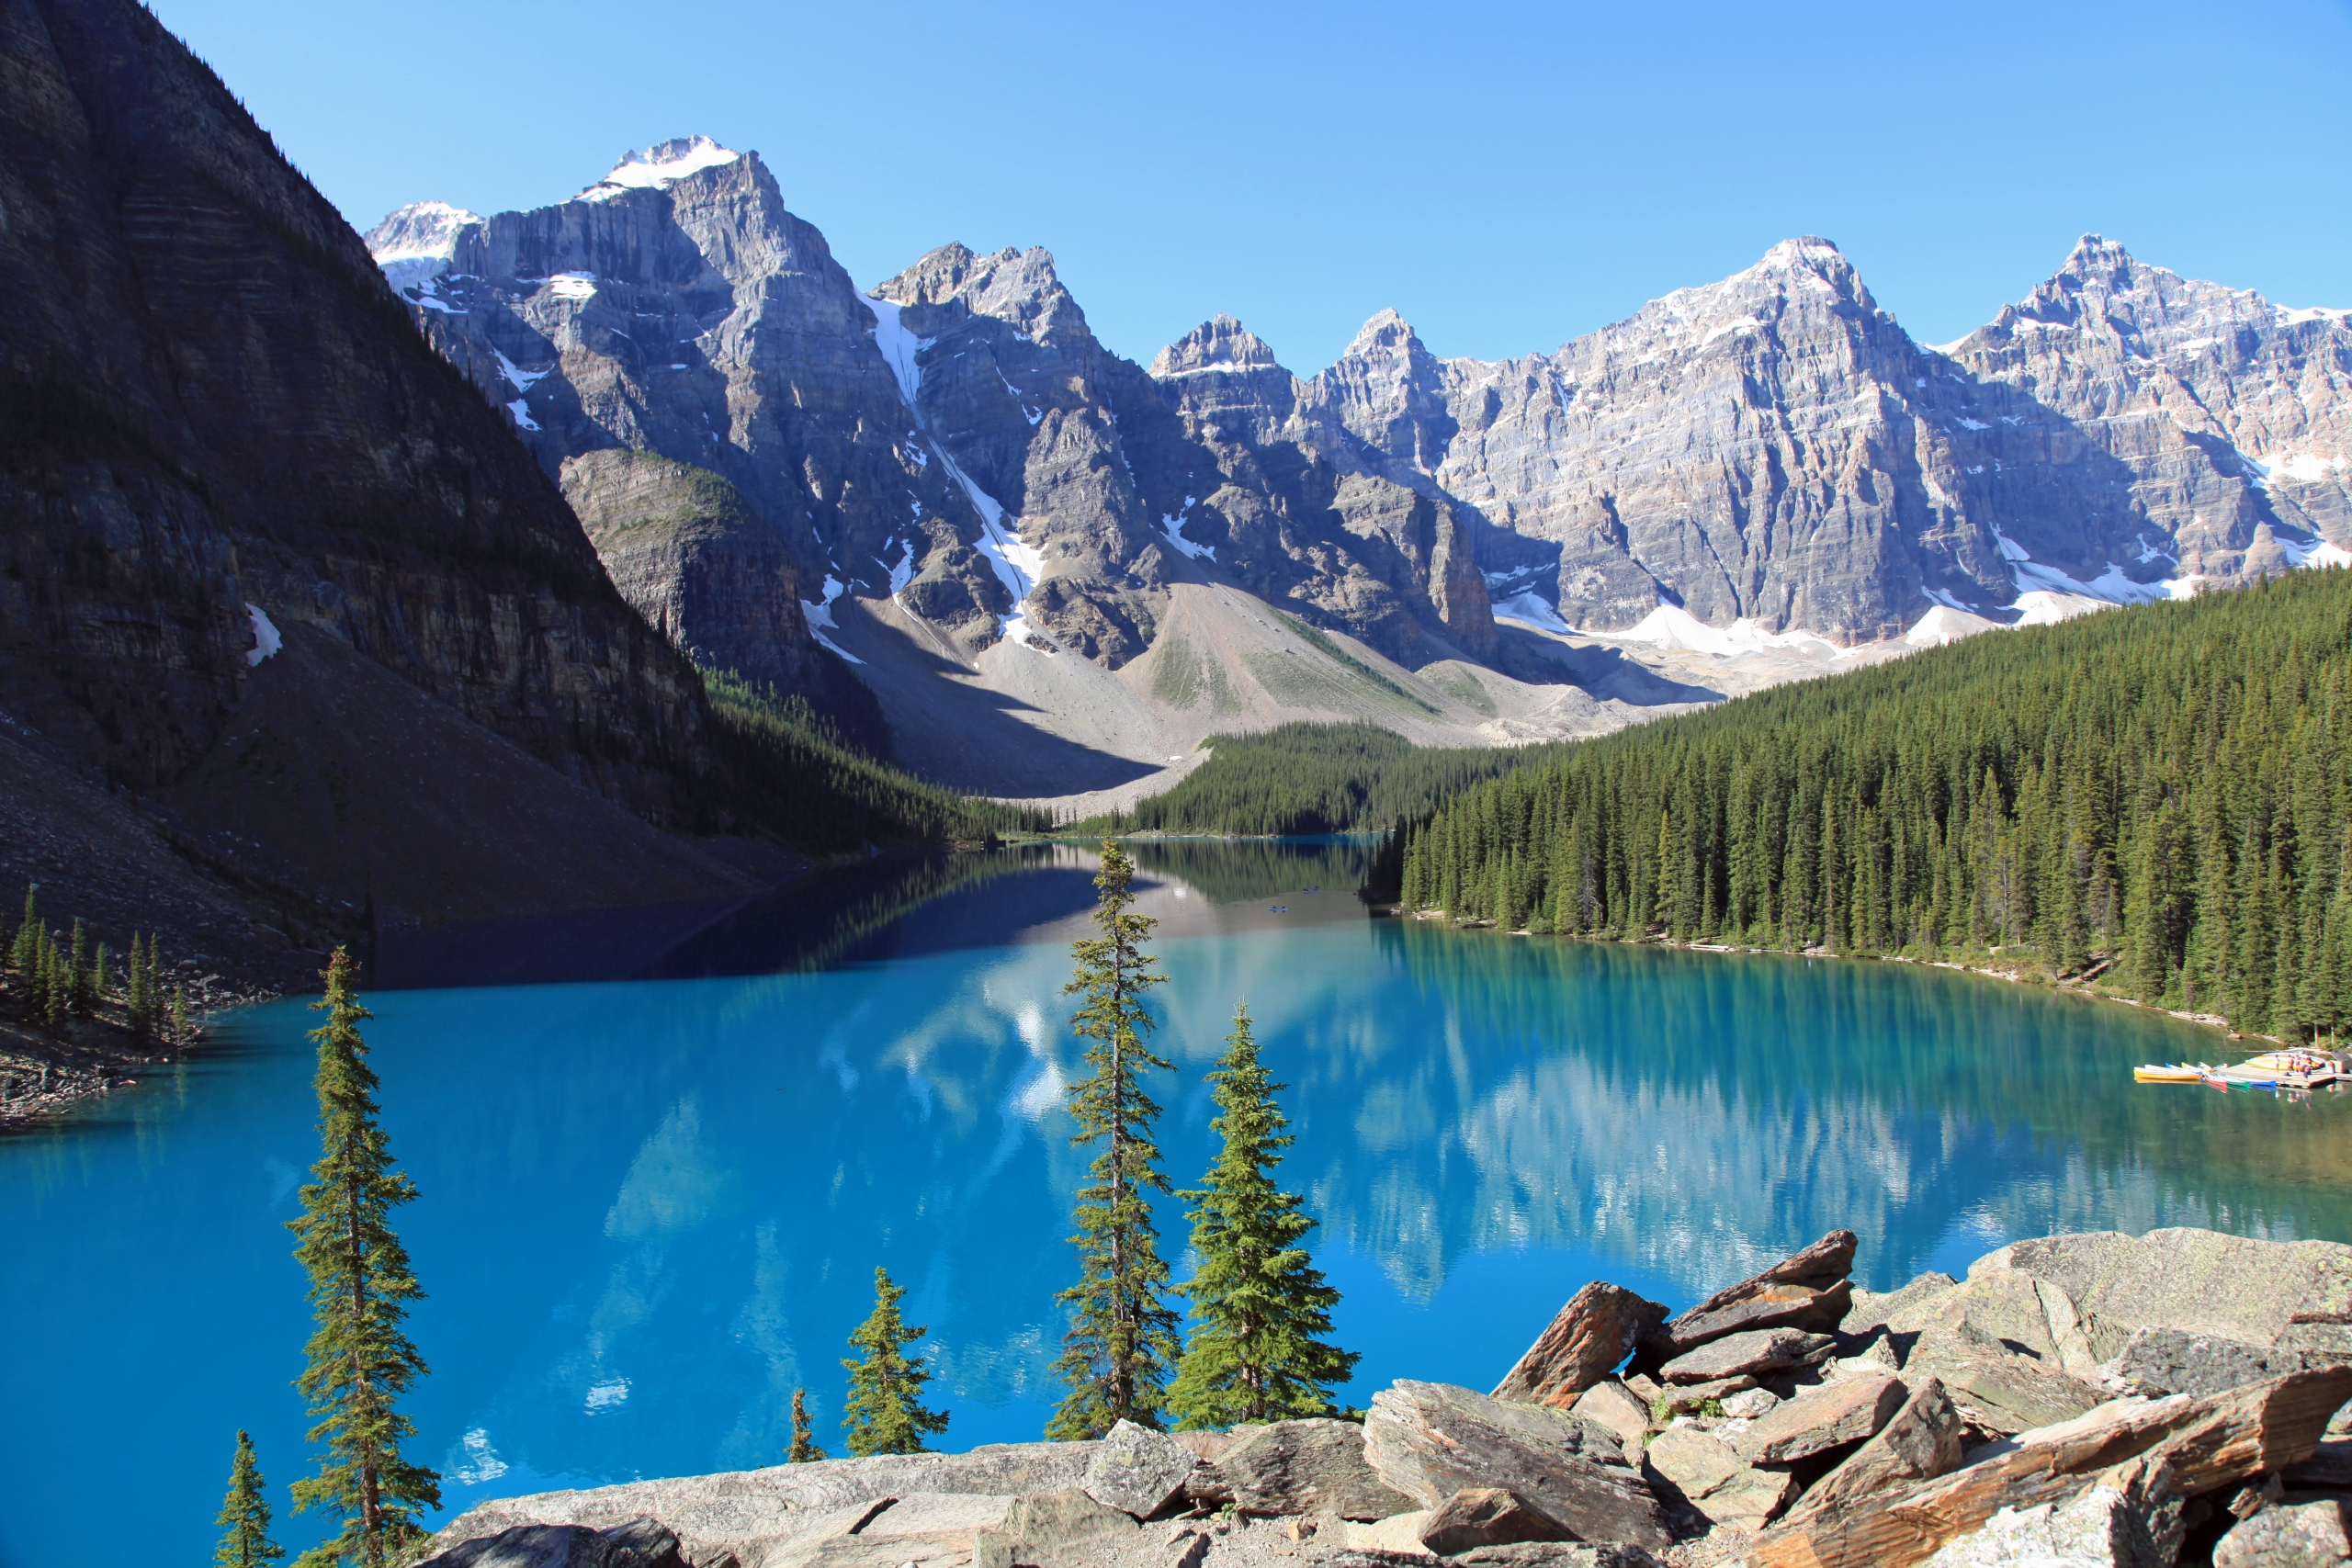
[2134,1065,2203,1083]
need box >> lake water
[5,838,2349,1564]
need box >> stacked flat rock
[1639,1230,1857,1367]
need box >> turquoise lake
[5,837,2349,1565]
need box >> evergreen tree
[287,948,440,1566]
[1168,1003,1358,1428]
[839,1267,947,1457]
[1048,840,1182,1438]
[174,981,191,1046]
[214,1428,286,1568]
[94,942,110,1004]
[69,919,91,1016]
[11,884,36,976]
[127,931,150,1036]
[786,1387,826,1462]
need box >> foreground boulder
[1640,1231,1857,1363]
[1203,1418,1419,1520]
[1363,1380,1669,1550]
[1751,1367,2352,1568]
[425,1444,1099,1568]
[1080,1421,1196,1517]
[1975,1229,2352,1367]
[1493,1284,1671,1408]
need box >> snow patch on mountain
[243,604,282,666]
[364,199,481,291]
[577,136,740,202]
[799,574,865,664]
[1159,499,1215,561]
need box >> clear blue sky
[153,0,2352,373]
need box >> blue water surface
[4,838,2347,1564]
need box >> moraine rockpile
[418,1224,2352,1568]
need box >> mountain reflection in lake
[4,838,2346,1565]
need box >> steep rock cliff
[0,0,750,925]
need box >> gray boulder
[1730,1371,1906,1465]
[1842,1273,1959,1340]
[1658,1328,1835,1385]
[1883,1266,2103,1381]
[1363,1380,1668,1550]
[1081,1420,1197,1518]
[2213,1497,2352,1568]
[2107,1325,2320,1400]
[1418,1488,1566,1555]
[1211,1418,1419,1520]
[1642,1232,1857,1363]
[1492,1284,1670,1408]
[982,1488,1139,1566]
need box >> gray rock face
[1207,1419,1419,1520]
[1363,1380,1669,1549]
[2107,1325,2322,1400]
[1447,1547,1664,1568]
[1492,1284,1671,1408]
[426,1443,1100,1568]
[370,152,1504,690]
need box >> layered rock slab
[1363,1380,1669,1549]
[1493,1284,1670,1408]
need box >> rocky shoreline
[417,1224,2352,1568]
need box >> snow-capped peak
[576,136,741,202]
[366,200,482,291]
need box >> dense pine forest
[1392,571,2352,1043]
[706,671,1051,849]
[1074,723,1577,837]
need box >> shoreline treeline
[1393,570,2352,1043]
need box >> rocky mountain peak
[576,135,742,202]
[365,199,483,291]
[1149,314,1284,377]
[875,243,1088,346]
[1345,307,1421,358]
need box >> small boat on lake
[2134,1064,2202,1084]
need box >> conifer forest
[1392,572,2352,1043]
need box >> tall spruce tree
[1168,1003,1358,1428]
[287,948,440,1566]
[786,1387,826,1462]
[214,1429,286,1568]
[1048,839,1182,1438]
[839,1267,947,1456]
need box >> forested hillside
[705,672,1049,849]
[1075,724,1576,837]
[1394,571,2352,1043]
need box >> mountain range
[366,138,2352,795]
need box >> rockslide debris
[421,1226,2352,1568]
